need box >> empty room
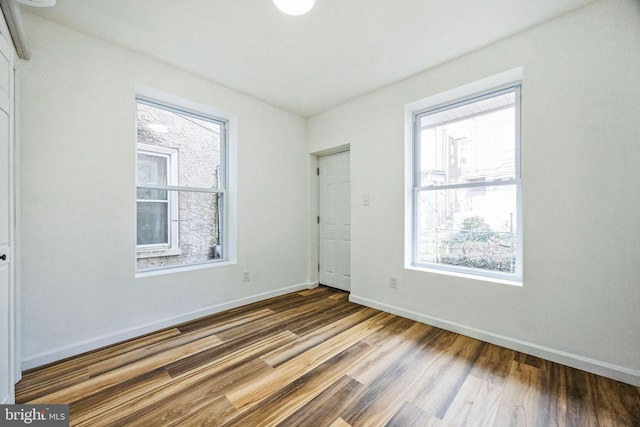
[0,0,639,425]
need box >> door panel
[324,239,336,274]
[341,240,351,277]
[0,109,8,245]
[319,152,350,291]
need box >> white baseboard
[22,282,318,371]
[350,294,640,387]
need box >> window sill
[407,264,522,287]
[136,248,182,259]
[136,259,235,278]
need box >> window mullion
[136,185,226,194]
[416,178,519,192]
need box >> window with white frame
[136,144,179,255]
[412,84,522,282]
[136,98,227,272]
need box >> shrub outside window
[413,85,522,282]
[136,98,227,272]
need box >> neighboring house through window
[136,97,227,272]
[136,143,179,255]
[408,73,522,283]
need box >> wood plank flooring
[15,286,640,426]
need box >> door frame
[314,147,351,291]
[0,10,18,403]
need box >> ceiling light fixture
[273,0,315,16]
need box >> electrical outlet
[243,271,251,282]
[389,276,398,288]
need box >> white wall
[309,0,640,385]
[19,13,311,368]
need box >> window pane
[137,201,169,245]
[137,153,168,185]
[136,190,222,270]
[137,102,222,189]
[417,184,518,274]
[419,91,516,187]
[136,188,167,201]
[137,153,168,200]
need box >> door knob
[0,254,6,261]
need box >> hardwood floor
[16,286,640,426]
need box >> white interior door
[0,18,14,404]
[319,151,351,291]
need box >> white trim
[12,49,22,392]
[404,67,523,115]
[22,281,318,370]
[0,0,31,60]
[311,143,350,158]
[0,9,16,404]
[405,68,524,284]
[136,247,182,259]
[15,0,56,8]
[405,265,521,287]
[133,86,238,271]
[136,85,236,124]
[135,258,232,278]
[404,70,525,267]
[349,294,640,387]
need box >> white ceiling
[24,0,595,117]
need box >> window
[412,84,522,282]
[136,144,179,253]
[136,98,227,272]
